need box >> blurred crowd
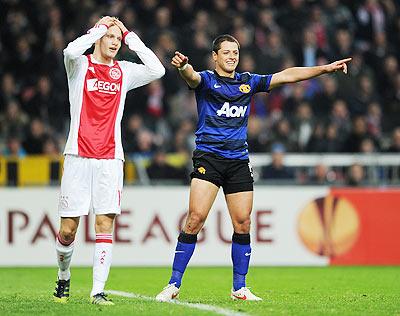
[0,0,399,184]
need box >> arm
[113,18,165,88]
[269,58,352,90]
[171,51,201,89]
[63,16,114,75]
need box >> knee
[232,216,251,234]
[59,227,77,242]
[185,210,207,234]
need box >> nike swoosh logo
[245,253,251,256]
[233,294,247,300]
[214,83,221,88]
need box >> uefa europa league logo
[297,195,360,257]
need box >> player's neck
[215,67,235,78]
[92,51,114,65]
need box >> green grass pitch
[0,266,399,315]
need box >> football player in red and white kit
[53,16,165,305]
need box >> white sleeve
[63,25,108,78]
[122,31,165,91]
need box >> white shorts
[58,155,123,217]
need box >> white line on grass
[107,290,249,316]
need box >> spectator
[386,127,400,152]
[0,100,29,142]
[23,118,48,154]
[308,163,334,185]
[330,99,351,140]
[343,116,378,153]
[261,143,295,180]
[3,136,27,158]
[325,123,343,152]
[346,163,366,186]
[146,150,187,182]
[306,123,326,152]
[292,102,315,152]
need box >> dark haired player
[156,34,351,301]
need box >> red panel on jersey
[78,56,123,159]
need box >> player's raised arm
[63,16,114,60]
[269,58,352,90]
[171,51,201,89]
[113,18,165,85]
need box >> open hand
[171,51,188,69]
[326,58,352,74]
[112,18,128,33]
[95,16,114,28]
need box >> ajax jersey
[63,24,164,160]
[194,70,272,159]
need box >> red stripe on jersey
[96,239,113,243]
[78,55,123,159]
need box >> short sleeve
[192,70,210,91]
[252,73,273,93]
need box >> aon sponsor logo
[216,102,247,118]
[87,78,120,93]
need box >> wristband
[178,63,188,71]
[122,30,130,43]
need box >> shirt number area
[216,102,247,118]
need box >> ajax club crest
[109,67,121,80]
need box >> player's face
[213,41,239,74]
[99,25,122,60]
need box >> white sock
[55,234,74,280]
[90,233,113,297]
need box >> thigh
[225,191,253,225]
[189,178,219,216]
[92,159,123,215]
[222,160,254,195]
[59,155,91,217]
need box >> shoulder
[199,70,214,79]
[195,70,214,89]
[117,60,135,69]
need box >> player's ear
[212,51,217,62]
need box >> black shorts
[190,150,254,194]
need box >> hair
[212,34,240,53]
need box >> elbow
[153,63,166,79]
[63,45,73,58]
[158,65,166,78]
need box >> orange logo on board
[297,195,360,257]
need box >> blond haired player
[53,16,164,305]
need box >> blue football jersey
[193,70,272,159]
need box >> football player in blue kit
[156,34,351,301]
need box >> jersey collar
[213,70,239,83]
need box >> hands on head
[327,58,352,74]
[95,16,128,33]
[171,51,189,69]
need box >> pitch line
[107,290,249,316]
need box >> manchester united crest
[239,84,251,93]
